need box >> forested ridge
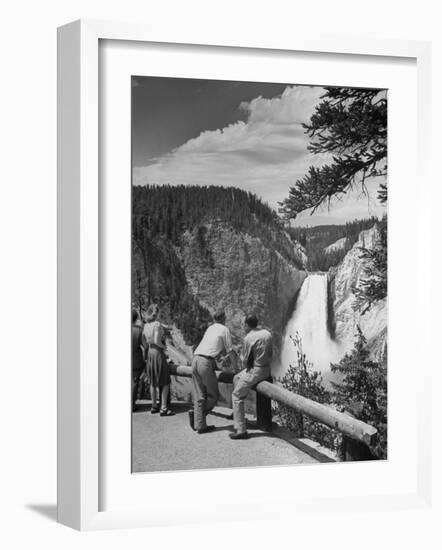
[132,185,305,347]
[288,217,382,271]
[133,185,303,267]
[133,184,279,233]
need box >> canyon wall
[328,226,387,361]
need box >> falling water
[279,273,342,379]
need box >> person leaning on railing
[229,314,273,440]
[189,309,239,434]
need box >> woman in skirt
[142,304,175,416]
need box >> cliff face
[328,226,387,361]
[325,236,348,254]
[132,184,308,357]
[133,218,307,363]
[178,221,307,348]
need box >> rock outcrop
[133,219,307,364]
[325,236,348,255]
[328,226,387,361]
[178,221,307,347]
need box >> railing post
[340,436,377,461]
[256,376,273,431]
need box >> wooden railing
[169,364,378,460]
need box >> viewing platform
[132,365,377,472]
[132,402,334,473]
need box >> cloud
[134,86,323,200]
[239,86,323,125]
[133,85,385,222]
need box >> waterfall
[279,273,342,378]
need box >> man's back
[244,328,273,368]
[194,322,233,358]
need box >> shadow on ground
[26,504,57,522]
[134,401,191,414]
[132,404,319,472]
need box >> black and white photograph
[4,0,439,542]
[131,76,388,473]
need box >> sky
[132,76,386,227]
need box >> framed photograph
[57,19,432,530]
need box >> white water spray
[279,273,342,377]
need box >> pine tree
[331,327,387,459]
[279,87,387,219]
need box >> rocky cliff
[132,184,308,361]
[328,225,387,361]
[325,236,348,255]
[178,221,307,347]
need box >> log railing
[169,365,378,456]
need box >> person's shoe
[150,406,160,414]
[229,432,249,440]
[188,410,195,430]
[159,409,175,417]
[197,425,216,434]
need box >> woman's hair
[132,309,139,324]
[146,304,159,323]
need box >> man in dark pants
[229,314,273,440]
[190,310,238,434]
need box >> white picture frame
[57,19,432,531]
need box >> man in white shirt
[190,310,238,434]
